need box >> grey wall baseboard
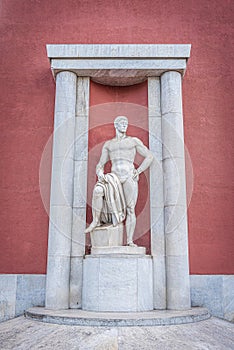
[190,275,234,322]
[0,274,46,322]
[0,274,233,323]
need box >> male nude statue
[85,116,153,246]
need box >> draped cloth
[95,173,126,226]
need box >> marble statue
[85,116,153,246]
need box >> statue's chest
[108,139,135,154]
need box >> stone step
[25,307,210,327]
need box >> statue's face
[116,119,128,133]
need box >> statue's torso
[106,136,137,182]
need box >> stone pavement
[0,316,233,350]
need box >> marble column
[70,77,90,308]
[46,71,77,309]
[161,71,191,310]
[148,78,166,309]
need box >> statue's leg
[84,185,104,233]
[122,177,138,246]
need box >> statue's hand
[132,169,139,181]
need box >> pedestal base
[90,224,123,247]
[82,255,153,312]
[91,245,146,255]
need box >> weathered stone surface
[90,224,123,248]
[149,117,163,160]
[2,315,234,350]
[47,205,73,255]
[148,77,161,118]
[52,117,75,159]
[76,77,90,117]
[150,206,166,310]
[191,275,223,317]
[150,207,164,254]
[223,275,234,322]
[0,275,46,323]
[161,70,190,311]
[164,205,188,234]
[91,246,146,255]
[46,256,71,309]
[70,77,90,310]
[161,71,183,115]
[98,258,138,312]
[137,259,154,311]
[71,207,86,256]
[152,257,166,309]
[46,71,77,310]
[73,160,88,208]
[149,160,164,209]
[50,59,187,85]
[71,103,89,263]
[69,257,83,309]
[163,157,187,206]
[47,44,191,59]
[117,317,234,350]
[190,275,234,321]
[25,307,210,327]
[74,117,89,161]
[82,256,153,312]
[164,205,189,256]
[53,72,77,124]
[47,44,191,85]
[166,255,191,310]
[1,274,233,323]
[15,275,45,316]
[50,156,74,206]
[0,275,16,322]
[162,112,185,160]
[147,78,165,311]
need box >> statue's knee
[93,186,104,197]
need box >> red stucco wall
[0,0,233,274]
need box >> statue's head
[114,116,128,133]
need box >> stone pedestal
[82,254,153,312]
[91,246,146,255]
[90,224,123,248]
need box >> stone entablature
[47,44,191,85]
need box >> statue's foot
[127,241,138,247]
[84,222,97,234]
